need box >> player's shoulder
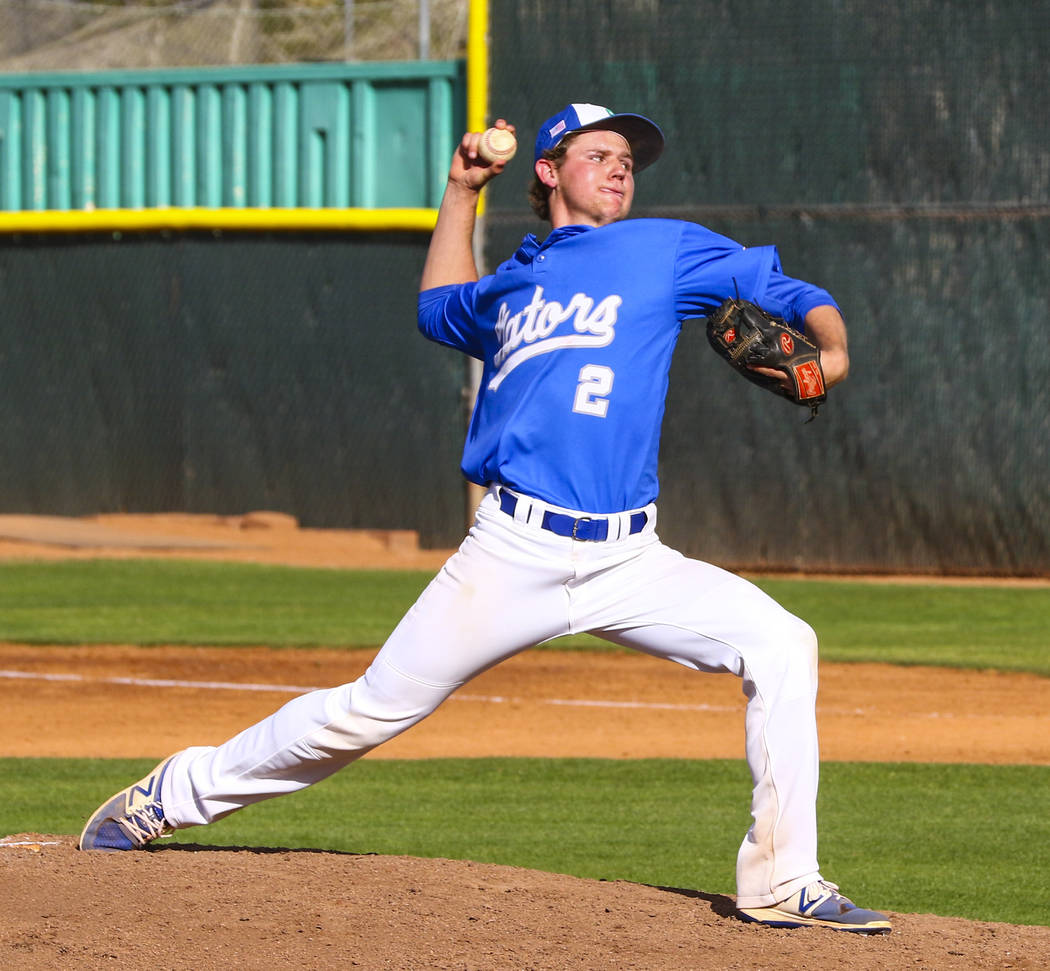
[591,217,693,248]
[610,217,686,234]
[606,217,730,244]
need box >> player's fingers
[748,365,792,390]
[458,130,482,161]
[459,131,503,168]
[449,132,505,189]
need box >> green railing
[0,60,465,231]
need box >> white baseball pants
[161,485,822,908]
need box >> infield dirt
[1,513,1048,969]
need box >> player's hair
[527,135,576,221]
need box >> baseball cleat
[738,880,892,934]
[79,753,177,851]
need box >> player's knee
[780,613,819,683]
[323,662,454,750]
[737,608,817,695]
[789,614,818,658]
[754,605,816,659]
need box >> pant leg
[163,492,575,828]
[571,539,821,908]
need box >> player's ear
[535,158,558,189]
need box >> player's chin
[596,193,630,223]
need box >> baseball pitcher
[80,103,890,935]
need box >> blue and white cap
[534,103,664,172]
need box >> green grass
[0,559,431,647]
[0,560,1048,673]
[3,756,1047,927]
[755,578,1050,673]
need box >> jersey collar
[513,224,595,264]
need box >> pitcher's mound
[2,836,1048,970]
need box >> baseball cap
[533,103,665,172]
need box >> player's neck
[548,211,627,230]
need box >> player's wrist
[818,349,849,387]
[444,175,485,199]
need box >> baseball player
[80,103,890,934]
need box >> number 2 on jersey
[572,364,614,418]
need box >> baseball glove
[704,297,827,420]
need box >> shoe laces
[797,879,859,916]
[120,802,171,846]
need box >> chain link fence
[0,0,468,71]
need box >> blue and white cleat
[79,754,177,851]
[738,880,892,934]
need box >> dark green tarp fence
[0,232,467,548]
[483,0,1050,574]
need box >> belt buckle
[571,517,592,540]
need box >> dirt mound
[2,836,1047,970]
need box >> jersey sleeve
[417,282,485,358]
[673,223,838,330]
[758,269,839,331]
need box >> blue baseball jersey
[418,218,837,513]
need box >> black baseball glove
[704,297,827,421]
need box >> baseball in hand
[477,127,517,164]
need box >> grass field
[1,559,1048,927]
[1,559,1048,673]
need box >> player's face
[543,130,635,228]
